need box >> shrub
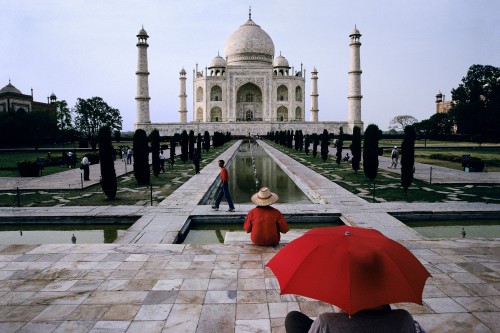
[133,129,150,185]
[98,126,117,199]
[17,161,40,177]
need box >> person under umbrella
[243,187,289,246]
[266,225,430,332]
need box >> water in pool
[0,223,131,244]
[404,219,500,238]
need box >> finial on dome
[249,6,251,20]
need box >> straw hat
[251,187,279,206]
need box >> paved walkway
[0,140,499,332]
[0,160,134,191]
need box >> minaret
[435,91,443,113]
[135,26,151,127]
[179,68,187,122]
[310,67,319,122]
[347,26,363,131]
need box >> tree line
[267,125,417,200]
[390,64,500,143]
[0,96,122,149]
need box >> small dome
[209,54,226,68]
[350,27,361,37]
[436,90,443,97]
[137,26,148,38]
[273,53,289,68]
[224,17,275,65]
[50,92,57,99]
[0,82,22,94]
[179,68,187,75]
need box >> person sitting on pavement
[285,304,421,333]
[343,153,350,162]
[243,187,289,246]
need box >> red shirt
[220,167,229,183]
[243,206,289,246]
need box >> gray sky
[2,0,499,131]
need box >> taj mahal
[134,11,363,136]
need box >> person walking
[81,154,90,181]
[126,147,133,164]
[211,159,235,212]
[244,187,289,246]
[390,146,400,168]
[192,148,201,174]
[159,150,165,173]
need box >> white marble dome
[224,18,275,65]
[273,53,289,68]
[209,54,226,68]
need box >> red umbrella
[266,225,431,315]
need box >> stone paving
[0,140,499,332]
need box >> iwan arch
[134,11,363,136]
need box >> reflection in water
[228,141,310,204]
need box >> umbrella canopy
[266,225,431,315]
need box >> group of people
[120,146,133,164]
[209,158,423,333]
[210,159,288,244]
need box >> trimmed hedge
[18,161,40,177]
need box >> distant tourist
[343,153,350,162]
[390,146,400,168]
[244,187,289,246]
[159,150,165,173]
[81,154,90,180]
[126,147,133,164]
[211,159,235,212]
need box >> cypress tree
[169,137,176,167]
[98,126,117,199]
[203,131,210,152]
[180,130,188,163]
[150,129,160,177]
[336,127,344,164]
[363,124,379,181]
[133,128,150,185]
[363,124,380,202]
[351,126,362,172]
[312,133,318,158]
[304,134,310,155]
[298,130,304,151]
[197,133,202,153]
[401,125,416,196]
[188,130,195,159]
[320,129,329,162]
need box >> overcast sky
[2,0,499,131]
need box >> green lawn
[1,139,499,207]
[266,141,500,204]
[0,142,233,207]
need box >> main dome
[223,17,275,65]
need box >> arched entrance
[236,83,263,121]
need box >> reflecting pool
[404,219,500,238]
[0,217,135,244]
[226,141,310,204]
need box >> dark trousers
[285,311,313,333]
[194,161,200,173]
[83,165,90,180]
[214,182,234,209]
